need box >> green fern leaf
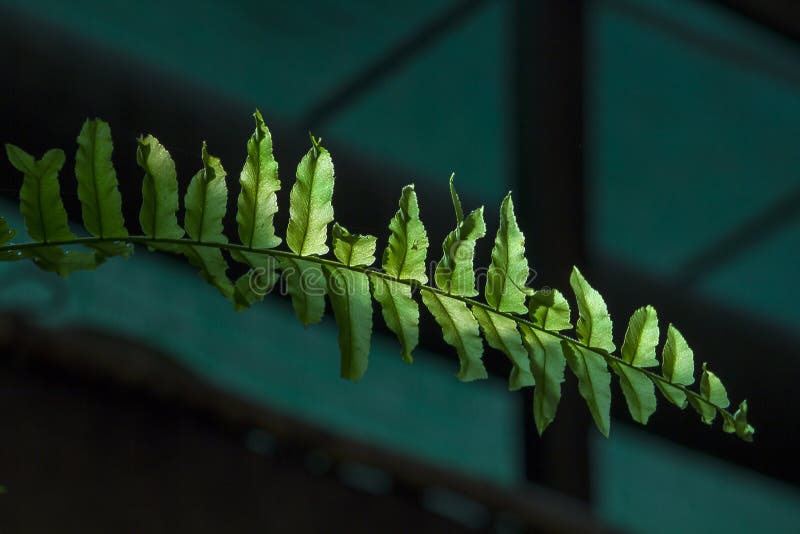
[611,362,656,425]
[232,261,280,310]
[7,145,74,242]
[325,266,373,381]
[611,363,656,425]
[485,193,530,313]
[472,306,533,390]
[326,223,375,379]
[370,276,419,363]
[520,326,566,435]
[371,185,427,363]
[689,363,730,424]
[449,173,464,224]
[231,110,282,306]
[570,267,615,352]
[136,135,185,243]
[730,400,755,442]
[286,135,334,257]
[562,341,612,437]
[332,223,376,267]
[434,177,485,296]
[182,143,234,299]
[0,216,16,245]
[75,119,131,258]
[0,216,19,261]
[611,306,659,424]
[27,248,103,274]
[382,185,429,283]
[521,289,571,435]
[621,305,659,367]
[421,289,486,381]
[236,109,281,251]
[569,268,614,436]
[6,144,99,275]
[282,258,326,326]
[528,289,572,331]
[656,324,695,408]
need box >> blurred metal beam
[511,0,592,502]
[674,185,800,287]
[704,0,800,44]
[600,0,800,89]
[302,0,491,128]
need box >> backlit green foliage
[0,114,755,442]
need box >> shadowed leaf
[421,289,486,381]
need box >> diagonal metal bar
[600,0,800,89]
[701,0,800,45]
[302,0,491,128]
[512,0,591,502]
[673,185,800,287]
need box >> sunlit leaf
[656,324,695,408]
[332,223,376,267]
[434,177,485,296]
[382,185,428,283]
[689,363,730,425]
[286,135,334,256]
[485,193,530,313]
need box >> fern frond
[0,114,757,443]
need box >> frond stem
[0,235,733,419]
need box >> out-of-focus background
[1,0,799,532]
